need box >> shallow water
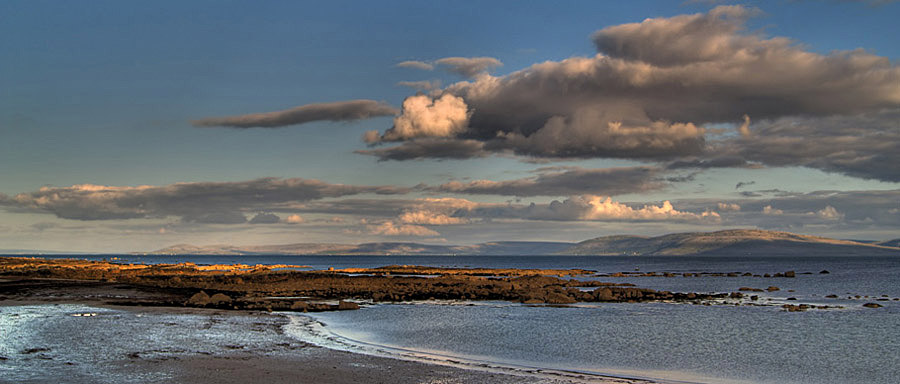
[301,300,899,384]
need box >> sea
[3,254,900,383]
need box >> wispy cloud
[395,56,503,78]
[191,99,398,129]
[8,178,410,224]
[426,166,664,197]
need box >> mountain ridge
[143,229,900,256]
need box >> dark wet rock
[766,286,780,292]
[739,287,763,292]
[782,304,809,312]
[787,297,797,300]
[750,295,759,301]
[21,347,51,354]
[862,303,883,308]
[819,270,830,274]
[825,294,838,298]
[729,292,743,299]
[784,271,796,278]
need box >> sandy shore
[0,277,640,384]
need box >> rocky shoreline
[0,257,730,312]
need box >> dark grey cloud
[362,6,900,173]
[735,181,755,189]
[8,178,410,223]
[723,109,900,181]
[248,212,281,224]
[191,100,398,128]
[356,138,487,161]
[426,166,663,197]
[666,157,757,170]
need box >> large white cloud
[367,94,471,142]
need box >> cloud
[762,205,784,215]
[248,212,281,224]
[451,195,719,223]
[721,109,900,181]
[427,166,663,197]
[356,138,487,161]
[191,100,398,128]
[536,195,720,222]
[396,80,442,91]
[735,181,755,189]
[285,214,304,224]
[717,203,741,211]
[395,197,477,225]
[9,178,410,223]
[396,57,503,78]
[369,221,440,237]
[361,6,899,169]
[366,94,471,142]
[396,60,435,71]
[817,205,843,220]
[434,57,503,78]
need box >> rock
[766,286,780,292]
[862,303,883,308]
[21,347,51,354]
[338,301,360,310]
[782,304,806,312]
[750,295,759,301]
[209,293,232,305]
[290,301,309,310]
[729,292,743,299]
[819,270,830,274]
[186,291,210,306]
[522,298,544,304]
[784,271,796,278]
[545,292,577,304]
[593,288,614,301]
[825,294,838,298]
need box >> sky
[1,0,899,252]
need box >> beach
[0,276,633,384]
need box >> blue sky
[1,1,899,252]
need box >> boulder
[209,293,232,305]
[862,303,883,308]
[186,291,210,306]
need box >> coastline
[0,277,647,384]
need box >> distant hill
[145,229,900,256]
[877,238,900,248]
[148,241,574,256]
[561,229,900,256]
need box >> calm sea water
[11,254,900,383]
